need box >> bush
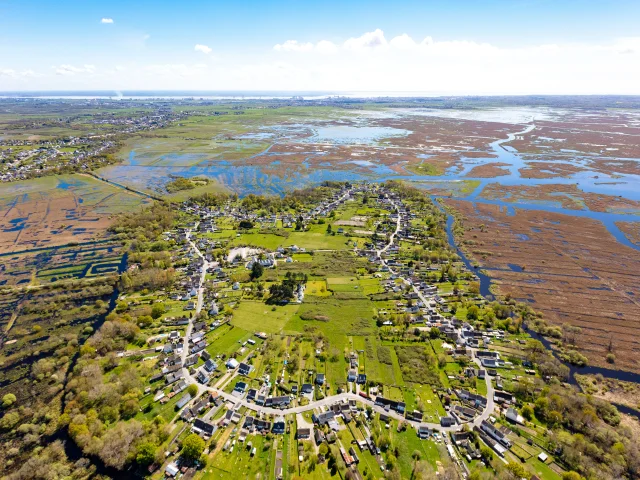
[2,393,16,408]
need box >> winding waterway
[100,117,640,250]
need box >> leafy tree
[137,315,153,327]
[562,472,583,480]
[151,303,166,319]
[250,261,264,280]
[187,384,199,397]
[504,461,529,479]
[136,442,157,465]
[318,443,329,456]
[376,434,391,451]
[120,393,140,419]
[521,405,534,421]
[480,446,494,463]
[239,220,253,229]
[181,433,205,461]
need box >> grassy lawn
[202,434,271,479]
[305,280,330,296]
[232,300,300,334]
[360,277,383,295]
[385,385,405,401]
[206,325,252,358]
[230,233,285,250]
[526,458,562,480]
[476,377,488,396]
[136,391,183,423]
[326,276,362,293]
[285,232,352,251]
[413,384,446,421]
[390,422,442,475]
[228,230,352,251]
[362,337,402,386]
[285,297,375,389]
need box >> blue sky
[1,0,639,93]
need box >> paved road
[376,200,401,256]
[177,211,495,434]
[375,199,431,308]
[181,225,211,397]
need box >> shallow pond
[309,125,410,144]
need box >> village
[108,182,564,480]
[0,102,191,181]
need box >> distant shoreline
[3,91,640,100]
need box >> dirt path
[208,424,233,458]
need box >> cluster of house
[1,106,184,182]
[451,431,481,461]
[437,323,505,349]
[477,419,513,456]
[0,137,117,181]
[181,183,356,238]
[346,352,367,384]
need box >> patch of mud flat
[444,198,640,373]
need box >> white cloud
[101,18,114,24]
[343,29,388,51]
[6,30,640,94]
[53,64,97,76]
[265,32,640,94]
[389,34,416,50]
[316,40,338,54]
[1,69,41,79]
[194,44,212,54]
[274,40,314,52]
[274,39,337,54]
[612,37,640,54]
[421,36,434,46]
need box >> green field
[232,300,300,333]
[206,325,253,357]
[204,434,272,479]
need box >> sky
[0,0,639,94]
